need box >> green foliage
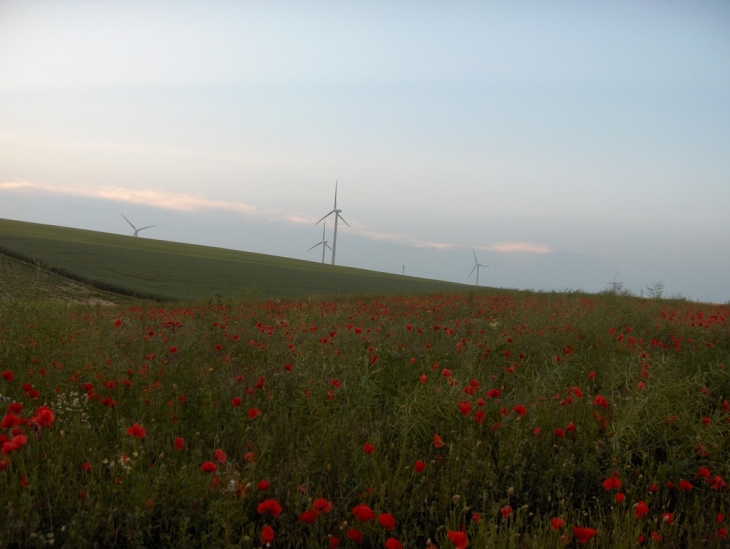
[0,291,728,547]
[0,218,467,301]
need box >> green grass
[0,254,129,305]
[0,218,468,301]
[0,291,728,548]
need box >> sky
[1,0,728,302]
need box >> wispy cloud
[1,180,552,254]
[0,180,257,214]
[486,242,552,254]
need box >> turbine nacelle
[122,214,155,237]
[468,248,489,286]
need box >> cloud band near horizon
[0,180,552,255]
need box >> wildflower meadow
[1,291,728,548]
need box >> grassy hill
[0,218,469,301]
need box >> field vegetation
[0,218,466,301]
[1,289,728,548]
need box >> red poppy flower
[615,493,625,503]
[174,437,185,451]
[419,374,428,384]
[474,410,485,423]
[447,530,469,549]
[299,510,317,524]
[513,404,527,417]
[329,537,340,549]
[385,538,403,549]
[214,449,227,463]
[554,428,565,438]
[313,497,333,514]
[566,422,576,432]
[487,389,500,399]
[414,460,426,473]
[634,500,649,519]
[471,512,480,523]
[661,512,673,524]
[248,408,262,420]
[500,505,513,518]
[363,443,375,454]
[709,476,727,491]
[352,504,376,522]
[602,477,622,491]
[533,427,540,436]
[81,462,92,473]
[573,526,597,544]
[458,401,472,415]
[1,413,20,429]
[347,529,364,544]
[7,402,22,414]
[257,479,270,491]
[261,525,275,544]
[232,397,241,407]
[379,513,396,530]
[679,480,693,491]
[433,435,445,448]
[551,517,565,530]
[592,395,609,409]
[126,423,146,438]
[696,467,711,478]
[200,461,217,473]
[258,499,282,518]
[1,371,13,382]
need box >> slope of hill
[0,253,124,305]
[0,218,469,301]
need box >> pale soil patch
[0,253,122,305]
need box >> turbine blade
[138,225,155,231]
[325,243,333,251]
[122,215,136,230]
[473,248,478,264]
[307,242,322,252]
[334,181,338,208]
[338,213,350,227]
[315,210,335,225]
[468,265,477,278]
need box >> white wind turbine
[315,182,349,265]
[122,214,155,237]
[308,222,332,264]
[468,248,489,287]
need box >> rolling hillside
[0,218,469,301]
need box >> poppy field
[1,290,728,548]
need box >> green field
[0,218,468,301]
[0,291,728,548]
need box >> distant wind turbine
[307,222,332,264]
[468,248,489,287]
[122,215,155,237]
[315,182,349,265]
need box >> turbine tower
[307,222,332,264]
[122,214,155,237]
[468,248,489,287]
[315,182,349,265]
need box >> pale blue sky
[1,1,728,301]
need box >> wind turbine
[122,215,155,237]
[307,222,332,264]
[468,248,489,287]
[315,182,349,265]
